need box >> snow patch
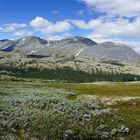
[2,46,9,49]
[30,50,37,54]
[75,48,85,57]
[22,38,26,41]
[47,41,50,47]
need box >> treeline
[0,65,140,82]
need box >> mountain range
[0,36,140,82]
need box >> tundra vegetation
[0,77,140,140]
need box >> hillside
[0,36,140,82]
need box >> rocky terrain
[0,36,140,82]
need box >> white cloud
[71,18,140,38]
[30,16,72,34]
[126,41,140,54]
[79,0,140,17]
[0,23,27,32]
[46,33,72,40]
[70,19,101,29]
[13,30,33,37]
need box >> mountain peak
[101,41,127,47]
[19,36,43,41]
[0,39,11,42]
[18,36,48,45]
[61,36,97,46]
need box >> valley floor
[0,79,140,139]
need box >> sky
[0,0,140,54]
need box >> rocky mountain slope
[79,42,140,64]
[0,36,140,82]
[0,36,139,63]
[0,39,16,52]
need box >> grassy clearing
[47,82,140,97]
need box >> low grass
[111,99,140,140]
[47,82,140,139]
[47,82,140,97]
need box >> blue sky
[0,0,87,22]
[0,0,140,53]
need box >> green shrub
[0,65,140,82]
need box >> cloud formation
[79,0,140,17]
[13,30,33,37]
[70,19,101,29]
[71,18,140,38]
[46,33,71,40]
[30,16,72,34]
[0,23,27,32]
